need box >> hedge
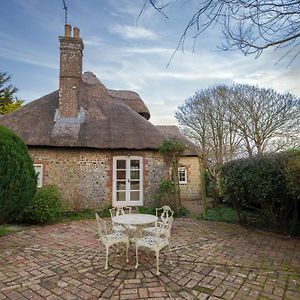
[220,149,300,234]
[0,126,36,223]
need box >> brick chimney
[58,24,84,118]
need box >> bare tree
[143,0,300,62]
[176,84,300,199]
[176,85,243,201]
[176,85,243,164]
[228,84,300,156]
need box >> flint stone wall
[29,147,200,210]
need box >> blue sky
[1,0,300,124]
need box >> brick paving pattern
[0,218,299,299]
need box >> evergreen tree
[0,72,23,115]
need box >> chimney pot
[73,27,80,38]
[65,24,72,37]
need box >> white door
[112,156,143,207]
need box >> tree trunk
[199,155,207,217]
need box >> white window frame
[178,166,187,184]
[33,164,43,187]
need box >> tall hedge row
[0,125,36,223]
[220,150,300,234]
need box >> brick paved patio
[0,218,299,299]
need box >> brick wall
[58,32,84,118]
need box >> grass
[0,224,34,237]
[61,207,111,221]
[0,226,11,237]
[201,204,239,223]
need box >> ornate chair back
[156,205,174,225]
[95,213,108,242]
[109,206,132,218]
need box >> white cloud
[84,36,104,46]
[0,46,57,70]
[123,47,172,55]
[111,25,158,40]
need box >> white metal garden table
[112,213,158,242]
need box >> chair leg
[125,241,129,263]
[155,250,160,275]
[105,246,109,270]
[168,243,172,265]
[135,244,139,269]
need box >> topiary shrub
[220,149,300,234]
[22,186,64,224]
[0,125,36,224]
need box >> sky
[1,0,300,125]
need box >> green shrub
[137,206,156,215]
[96,206,111,218]
[153,178,176,210]
[22,186,63,224]
[220,149,300,234]
[177,206,190,217]
[0,126,36,224]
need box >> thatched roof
[108,89,150,120]
[0,72,197,154]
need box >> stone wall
[29,147,200,210]
[29,147,166,210]
[179,156,200,201]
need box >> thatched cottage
[0,25,200,210]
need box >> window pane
[117,181,126,191]
[130,181,140,191]
[178,167,187,183]
[130,160,140,169]
[117,170,126,180]
[130,191,140,201]
[33,165,42,187]
[130,170,140,180]
[117,191,126,201]
[117,160,126,169]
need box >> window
[178,166,187,184]
[33,164,43,187]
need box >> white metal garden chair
[95,213,129,270]
[135,222,172,275]
[143,205,174,237]
[109,206,136,232]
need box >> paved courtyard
[0,218,299,300]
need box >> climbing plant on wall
[158,139,185,214]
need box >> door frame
[112,156,143,207]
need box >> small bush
[96,207,112,218]
[177,206,190,217]
[22,186,63,224]
[0,126,36,223]
[153,178,176,211]
[137,206,156,215]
